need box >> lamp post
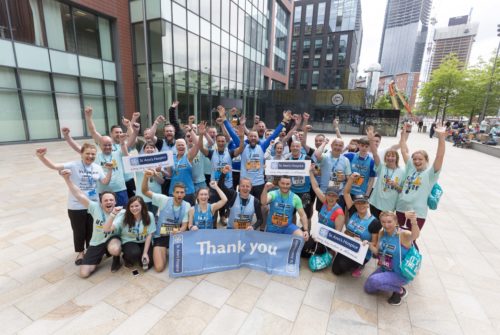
[479,24,500,122]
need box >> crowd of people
[36,102,447,306]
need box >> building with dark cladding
[288,0,363,90]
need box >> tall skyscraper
[378,0,432,76]
[289,0,363,90]
[429,15,478,72]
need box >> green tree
[419,55,465,122]
[373,94,392,109]
[452,65,488,123]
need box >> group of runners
[36,102,446,306]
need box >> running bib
[271,213,288,227]
[246,160,261,171]
[292,176,305,186]
[378,253,394,271]
[160,224,179,236]
[234,214,251,229]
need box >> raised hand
[132,112,141,121]
[333,118,339,128]
[171,101,180,109]
[198,121,207,135]
[144,169,155,177]
[36,147,47,157]
[209,180,218,189]
[283,110,292,122]
[215,117,224,125]
[222,164,232,174]
[239,114,246,125]
[434,126,447,137]
[303,112,310,122]
[119,133,128,143]
[112,206,123,216]
[122,118,130,127]
[254,115,260,125]
[155,115,166,124]
[132,122,140,131]
[188,115,196,125]
[217,105,226,119]
[61,127,70,137]
[305,125,313,132]
[237,123,245,137]
[84,106,93,117]
[366,125,375,140]
[59,169,72,178]
[264,182,275,190]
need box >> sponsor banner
[169,229,304,278]
[122,151,173,173]
[265,160,311,176]
[310,221,368,264]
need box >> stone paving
[0,130,499,335]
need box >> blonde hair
[411,150,429,162]
[379,211,398,222]
[384,150,400,167]
[80,143,97,154]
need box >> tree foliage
[417,52,500,120]
[373,94,393,109]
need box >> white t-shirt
[63,161,105,210]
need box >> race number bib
[160,224,179,236]
[271,213,288,227]
[292,176,305,186]
[378,253,394,271]
[246,160,261,171]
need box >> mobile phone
[132,269,139,276]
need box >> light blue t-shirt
[113,211,156,244]
[87,201,118,246]
[396,160,440,218]
[63,160,105,210]
[369,163,405,212]
[319,153,351,192]
[95,151,127,193]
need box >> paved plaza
[0,130,499,335]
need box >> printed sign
[122,151,173,173]
[265,160,311,177]
[169,229,304,277]
[310,221,368,264]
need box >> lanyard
[239,195,249,218]
[172,203,181,223]
[81,161,95,186]
[331,156,340,172]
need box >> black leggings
[67,209,93,252]
[122,242,153,267]
[331,253,366,275]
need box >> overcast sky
[357,0,499,76]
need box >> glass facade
[0,0,118,143]
[131,0,288,124]
[289,0,362,90]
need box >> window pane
[0,67,18,88]
[98,18,113,61]
[56,93,84,137]
[172,2,186,29]
[173,26,187,68]
[200,38,210,73]
[0,1,11,39]
[187,0,199,14]
[212,0,220,27]
[74,8,99,58]
[9,0,46,46]
[230,2,237,36]
[188,33,199,70]
[211,43,220,77]
[221,47,229,79]
[200,18,210,40]
[24,92,58,140]
[187,11,199,34]
[42,0,75,52]
[83,96,106,134]
[221,0,229,32]
[104,81,116,96]
[19,70,51,91]
[199,0,210,20]
[133,23,145,63]
[106,98,118,130]
[162,22,173,64]
[149,20,162,63]
[0,90,26,142]
[53,75,79,93]
[81,78,102,95]
[229,51,236,81]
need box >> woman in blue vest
[364,210,420,305]
[331,173,381,277]
[309,166,345,230]
[188,181,228,230]
[164,133,199,206]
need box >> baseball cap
[325,187,340,195]
[353,195,369,203]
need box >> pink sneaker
[351,267,363,278]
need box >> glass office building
[0,0,124,143]
[289,0,363,90]
[130,0,293,125]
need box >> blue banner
[168,229,304,278]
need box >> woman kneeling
[364,211,420,306]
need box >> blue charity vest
[193,204,214,229]
[288,154,311,194]
[211,149,233,188]
[227,194,255,229]
[345,212,375,260]
[319,154,348,192]
[266,192,295,233]
[318,203,341,229]
[155,198,189,237]
[378,229,409,276]
[350,154,371,195]
[169,153,194,195]
[241,144,265,186]
[191,151,206,184]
